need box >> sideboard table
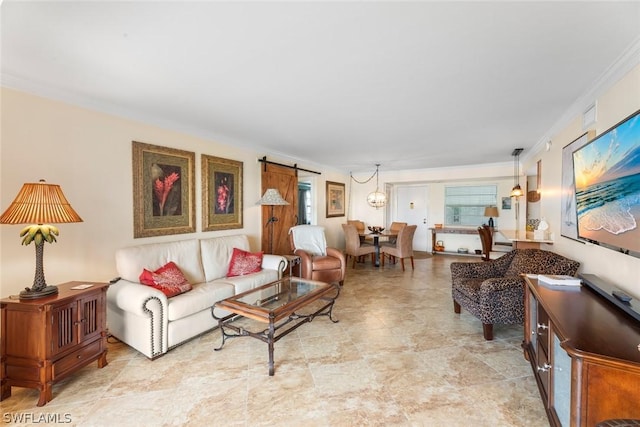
[523,275,640,426]
[0,281,109,406]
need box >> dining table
[360,232,398,267]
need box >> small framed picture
[132,141,195,238]
[326,181,345,218]
[202,154,243,231]
[502,197,512,210]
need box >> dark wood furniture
[1,281,109,406]
[523,275,640,426]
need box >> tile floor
[1,254,549,426]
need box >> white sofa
[107,235,286,358]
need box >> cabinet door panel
[585,364,640,425]
[51,301,79,356]
[78,292,104,342]
[552,332,571,426]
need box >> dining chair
[478,225,492,261]
[387,221,407,246]
[342,224,376,268]
[478,225,505,261]
[380,225,417,271]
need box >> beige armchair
[342,224,376,267]
[289,225,346,286]
[380,225,417,271]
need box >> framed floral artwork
[202,154,243,231]
[326,181,345,218]
[132,141,195,238]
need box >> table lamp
[484,206,499,228]
[0,180,83,299]
[256,188,289,254]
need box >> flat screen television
[572,108,640,258]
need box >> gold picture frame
[132,141,195,238]
[326,181,345,218]
[202,154,243,231]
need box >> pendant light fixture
[511,148,524,197]
[366,164,387,209]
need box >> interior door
[261,163,298,254]
[395,185,429,251]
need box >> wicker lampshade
[0,180,83,224]
[0,180,82,299]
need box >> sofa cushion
[220,268,280,295]
[227,247,263,277]
[139,262,193,297]
[116,239,205,284]
[200,235,251,282]
[166,281,235,321]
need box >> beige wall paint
[0,88,348,297]
[520,64,640,296]
[2,63,640,298]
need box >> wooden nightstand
[0,281,109,406]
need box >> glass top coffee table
[212,276,340,375]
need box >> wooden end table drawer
[53,339,102,380]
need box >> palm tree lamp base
[19,285,58,300]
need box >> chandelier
[511,148,524,197]
[366,164,387,209]
[350,164,387,209]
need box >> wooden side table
[282,254,301,277]
[0,281,109,406]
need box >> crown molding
[527,36,640,160]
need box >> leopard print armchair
[450,249,580,340]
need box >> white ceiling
[2,1,639,173]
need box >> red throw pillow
[227,248,263,277]
[139,261,192,297]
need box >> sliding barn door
[261,163,298,254]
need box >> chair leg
[453,300,461,314]
[352,255,356,268]
[400,258,405,271]
[381,252,384,267]
[482,324,494,340]
[371,253,375,264]
[410,256,414,270]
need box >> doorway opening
[298,181,312,225]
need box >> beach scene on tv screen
[573,111,640,253]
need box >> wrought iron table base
[212,295,339,376]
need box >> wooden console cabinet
[523,276,640,426]
[1,281,109,406]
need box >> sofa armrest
[262,254,287,278]
[107,279,168,316]
[106,279,169,358]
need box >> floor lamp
[257,189,289,254]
